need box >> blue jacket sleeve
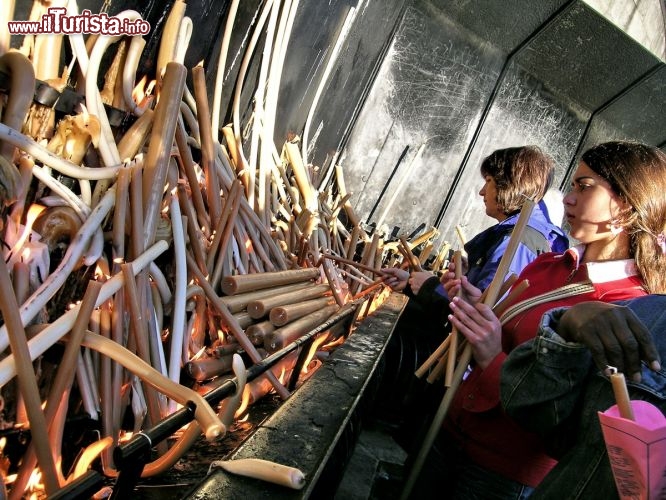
[470,237,537,291]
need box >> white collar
[563,244,639,282]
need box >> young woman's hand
[443,275,482,304]
[381,268,410,291]
[440,256,469,295]
[408,271,435,294]
[448,295,502,369]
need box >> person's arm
[442,274,483,305]
[455,350,508,412]
[382,268,410,293]
[382,268,439,298]
[501,300,661,431]
[555,301,660,381]
[500,308,592,431]
[507,243,539,286]
[409,272,439,296]
[413,275,449,307]
[447,295,505,411]
[469,238,537,292]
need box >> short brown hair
[480,146,555,215]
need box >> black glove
[557,301,660,382]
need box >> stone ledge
[184,292,407,500]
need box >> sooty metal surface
[184,292,408,499]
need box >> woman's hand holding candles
[448,294,503,369]
[408,271,437,295]
[381,268,434,294]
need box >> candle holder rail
[49,300,363,500]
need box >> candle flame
[364,287,391,316]
[133,76,156,110]
[301,333,330,374]
[234,385,251,418]
[132,75,148,104]
[26,469,44,497]
[80,102,90,122]
[323,335,345,349]
[191,346,206,361]
[27,201,43,222]
[5,203,46,263]
[145,80,157,97]
[194,163,205,186]
[94,265,105,280]
[119,431,134,443]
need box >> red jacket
[443,246,647,487]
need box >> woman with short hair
[379,145,568,456]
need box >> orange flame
[190,346,206,361]
[26,469,43,498]
[132,75,156,109]
[301,333,330,374]
[10,203,46,261]
[323,335,345,349]
[94,259,110,280]
[353,286,390,323]
[234,385,251,419]
[119,431,134,443]
[278,367,287,384]
[26,204,45,226]
[132,75,148,104]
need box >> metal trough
[184,292,407,499]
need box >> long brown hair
[480,146,554,215]
[582,141,666,293]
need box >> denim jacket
[500,295,666,499]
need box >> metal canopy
[585,65,666,148]
[340,0,666,244]
[514,2,662,111]
[434,0,570,53]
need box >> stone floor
[334,419,408,500]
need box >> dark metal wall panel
[515,2,661,111]
[584,65,666,149]
[276,0,405,168]
[340,0,666,247]
[341,4,503,236]
[433,0,570,53]
[435,65,588,244]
